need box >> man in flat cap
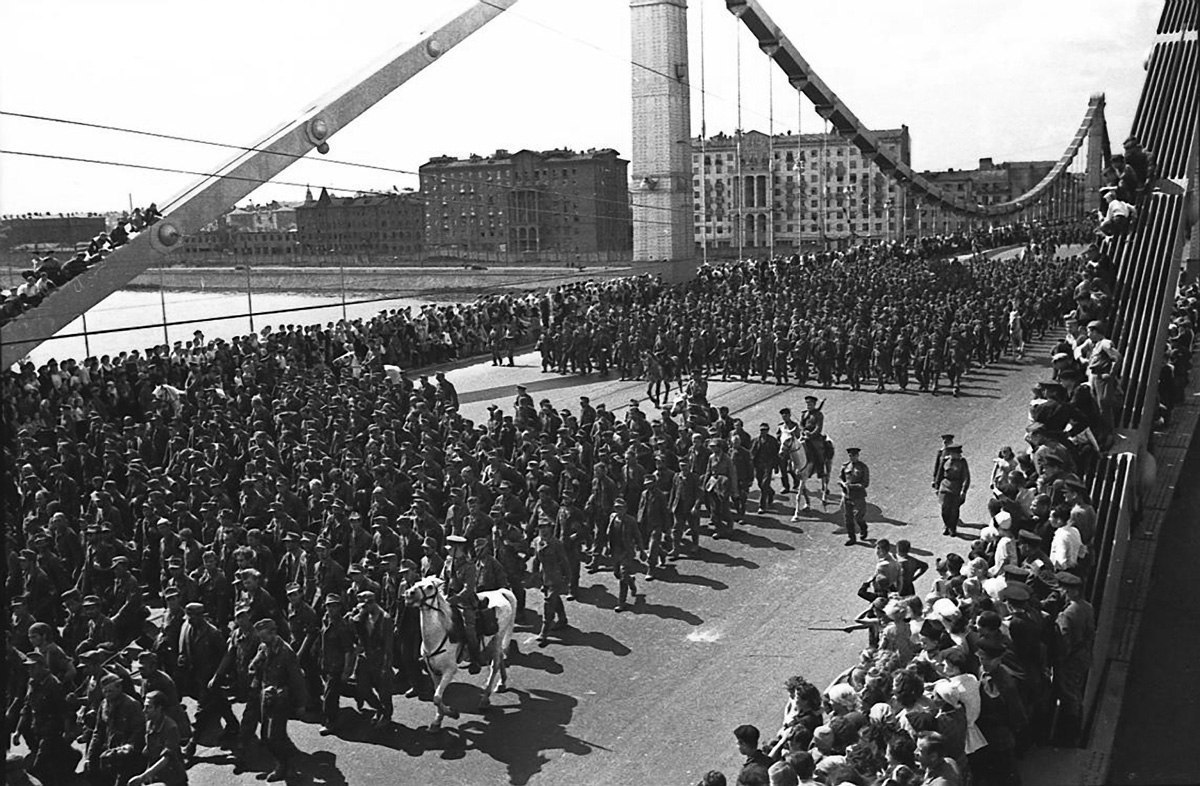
[351,590,394,727]
[936,443,971,538]
[839,447,870,545]
[285,583,322,715]
[1051,571,1093,746]
[248,617,305,781]
[88,671,145,784]
[317,594,354,731]
[441,536,484,672]
[16,650,75,784]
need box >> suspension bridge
[1,1,1197,784]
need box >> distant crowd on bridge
[1,204,162,329]
[3,178,1193,785]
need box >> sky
[0,0,1162,216]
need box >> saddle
[448,595,498,642]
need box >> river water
[23,289,435,366]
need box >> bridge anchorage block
[306,116,332,155]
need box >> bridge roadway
[186,339,1055,786]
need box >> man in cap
[974,637,1027,784]
[15,650,76,784]
[530,520,572,644]
[749,423,780,513]
[775,408,800,493]
[1083,320,1121,411]
[133,650,194,760]
[248,618,305,781]
[317,594,355,731]
[936,444,971,537]
[88,671,146,784]
[931,434,955,490]
[351,590,394,727]
[286,583,322,715]
[839,447,871,545]
[440,535,484,673]
[1050,571,1094,746]
[178,601,235,739]
[208,604,258,755]
[608,498,645,612]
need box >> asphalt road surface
[174,335,1056,786]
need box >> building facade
[1,213,107,251]
[913,158,1060,235]
[692,128,913,254]
[420,148,631,258]
[295,188,424,258]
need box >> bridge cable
[0,110,688,222]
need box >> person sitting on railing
[1096,187,1136,237]
[1103,154,1140,203]
[1121,136,1156,195]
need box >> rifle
[806,621,873,633]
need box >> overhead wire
[0,148,685,232]
[0,110,688,221]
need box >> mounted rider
[439,535,483,674]
[798,395,829,474]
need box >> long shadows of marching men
[433,687,608,785]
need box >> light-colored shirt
[1050,524,1083,570]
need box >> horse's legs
[480,640,501,707]
[792,475,810,520]
[430,668,457,728]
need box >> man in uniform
[317,595,355,732]
[750,423,780,513]
[16,651,75,784]
[937,444,971,537]
[285,583,322,715]
[248,618,305,782]
[931,433,955,490]
[530,520,572,645]
[776,408,800,493]
[1051,572,1094,746]
[839,447,870,546]
[440,535,483,673]
[608,498,645,612]
[89,671,146,785]
[351,590,394,727]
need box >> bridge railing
[1081,450,1137,736]
[1078,0,1197,745]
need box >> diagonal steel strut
[2,0,517,368]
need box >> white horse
[780,431,832,520]
[403,576,517,729]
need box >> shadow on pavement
[721,526,796,551]
[651,565,730,591]
[459,372,629,405]
[294,749,350,786]
[508,646,566,673]
[740,512,806,535]
[437,687,605,785]
[688,546,760,570]
[552,626,632,657]
[582,582,703,625]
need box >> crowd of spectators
[2,204,1189,784]
[1,205,162,328]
